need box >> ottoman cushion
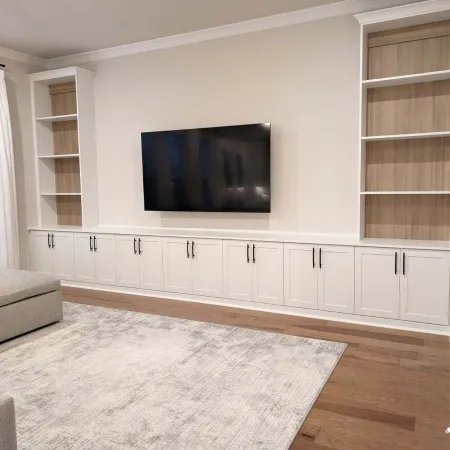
[0,270,60,308]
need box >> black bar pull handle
[247,244,250,263]
[319,248,322,269]
[139,238,142,255]
[134,238,137,254]
[192,241,195,259]
[394,252,398,275]
[312,247,315,269]
[51,234,55,249]
[90,236,93,252]
[94,236,97,252]
[187,240,190,258]
[48,233,51,249]
[253,244,256,263]
[403,252,406,275]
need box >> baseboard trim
[62,281,450,337]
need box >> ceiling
[0,0,423,60]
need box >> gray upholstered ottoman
[0,270,63,343]
[0,395,17,450]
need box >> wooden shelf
[361,191,450,195]
[36,114,78,123]
[40,192,81,196]
[362,131,450,142]
[38,154,79,159]
[362,69,450,88]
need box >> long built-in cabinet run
[28,229,450,333]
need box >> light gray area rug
[0,303,346,450]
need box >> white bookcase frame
[30,67,99,227]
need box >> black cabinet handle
[394,252,398,275]
[192,241,195,259]
[319,248,322,269]
[134,238,137,254]
[253,244,256,263]
[90,236,93,252]
[312,247,315,269]
[139,238,142,255]
[51,234,55,249]
[47,233,51,249]
[187,240,190,258]
[403,252,406,275]
[247,244,250,263]
[94,236,97,252]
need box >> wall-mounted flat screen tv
[141,123,271,212]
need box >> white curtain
[0,69,20,269]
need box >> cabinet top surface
[28,226,450,251]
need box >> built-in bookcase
[357,5,450,241]
[30,67,99,227]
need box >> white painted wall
[83,15,360,234]
[14,15,361,270]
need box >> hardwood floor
[62,286,450,450]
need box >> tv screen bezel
[141,122,271,213]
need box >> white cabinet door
[52,232,75,281]
[116,236,140,288]
[139,236,164,291]
[252,242,284,305]
[284,244,318,309]
[223,240,253,302]
[355,247,400,319]
[74,233,96,283]
[94,235,117,286]
[318,245,355,314]
[400,250,450,325]
[192,239,223,298]
[163,238,192,294]
[30,231,54,276]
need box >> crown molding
[355,0,450,26]
[0,0,430,69]
[0,45,45,68]
[44,0,418,69]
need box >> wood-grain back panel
[365,194,450,240]
[49,82,77,116]
[365,138,450,191]
[55,158,81,194]
[367,80,450,136]
[56,196,82,226]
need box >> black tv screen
[141,123,271,212]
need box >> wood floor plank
[62,288,450,450]
[314,400,415,431]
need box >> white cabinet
[163,238,222,297]
[223,240,253,302]
[116,235,163,291]
[116,236,140,288]
[163,238,192,294]
[192,239,223,297]
[355,247,450,325]
[284,244,318,309]
[400,250,450,325]
[94,235,117,286]
[74,234,96,283]
[355,247,400,319]
[223,240,283,305]
[30,231,74,281]
[318,245,355,314]
[253,242,284,305]
[74,233,116,285]
[30,231,54,276]
[139,236,164,291]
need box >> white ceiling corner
[0,0,430,70]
